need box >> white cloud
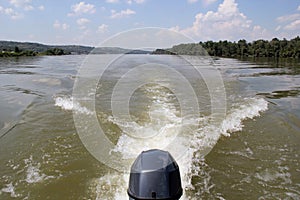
[0,6,23,19]
[53,20,60,29]
[169,25,180,32]
[62,24,69,30]
[107,0,145,4]
[97,24,108,33]
[38,5,45,11]
[53,20,69,30]
[24,5,34,11]
[68,2,96,16]
[203,0,218,4]
[275,25,281,32]
[77,18,90,29]
[190,0,218,5]
[177,0,269,41]
[9,0,31,7]
[9,0,34,11]
[3,8,14,15]
[77,18,90,26]
[298,5,300,11]
[135,0,145,3]
[218,0,238,15]
[276,6,300,33]
[0,0,34,20]
[187,0,198,4]
[110,9,135,19]
[284,19,300,31]
[106,0,119,3]
[127,0,145,4]
[134,0,146,4]
[277,13,300,23]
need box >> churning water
[0,55,299,199]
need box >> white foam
[182,97,268,194]
[93,173,128,200]
[1,182,19,198]
[220,98,268,136]
[54,96,92,115]
[24,155,54,184]
[111,85,184,160]
[91,85,269,199]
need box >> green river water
[0,55,299,199]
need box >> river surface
[0,55,299,200]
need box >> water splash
[90,83,269,199]
[1,182,19,198]
[54,96,92,115]
[24,155,54,184]
[221,98,268,136]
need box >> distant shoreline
[1,36,300,59]
[0,41,93,57]
[0,41,151,57]
[152,36,300,59]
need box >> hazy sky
[0,0,299,46]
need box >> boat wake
[79,84,268,199]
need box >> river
[0,55,299,199]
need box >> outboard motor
[128,149,182,200]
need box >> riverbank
[2,36,300,59]
[0,48,70,57]
[0,41,93,57]
[152,36,300,59]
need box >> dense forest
[153,36,300,59]
[0,47,69,57]
[0,41,93,57]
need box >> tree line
[153,36,300,59]
[0,41,93,57]
[0,47,69,57]
[2,37,300,58]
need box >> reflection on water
[0,55,299,199]
[257,88,300,99]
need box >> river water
[0,55,299,200]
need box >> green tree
[14,46,20,53]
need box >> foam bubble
[189,98,268,157]
[185,97,268,191]
[220,98,268,136]
[54,96,92,115]
[255,164,292,185]
[1,182,19,198]
[111,85,183,159]
[24,155,54,184]
[91,173,128,200]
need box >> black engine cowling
[128,149,182,200]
